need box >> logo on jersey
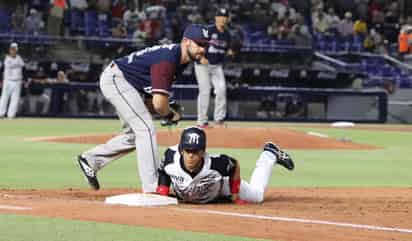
[188,133,200,144]
[202,29,209,39]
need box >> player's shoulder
[153,44,181,63]
[209,153,237,175]
[206,24,217,32]
[162,145,179,164]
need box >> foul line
[176,208,412,234]
[0,205,32,211]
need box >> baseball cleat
[263,142,294,170]
[77,155,100,190]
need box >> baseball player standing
[156,126,294,204]
[76,24,209,193]
[195,8,234,128]
[0,43,25,119]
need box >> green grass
[1,118,412,241]
[0,214,267,241]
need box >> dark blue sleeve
[158,148,175,187]
[210,154,237,177]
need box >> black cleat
[263,142,294,170]
[77,155,100,190]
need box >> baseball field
[0,118,411,241]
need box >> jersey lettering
[127,44,175,63]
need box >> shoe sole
[75,157,99,190]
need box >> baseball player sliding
[76,24,210,193]
[156,126,295,204]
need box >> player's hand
[161,101,183,126]
[199,57,209,65]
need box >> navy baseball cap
[216,8,229,17]
[179,126,206,151]
[183,24,210,47]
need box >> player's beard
[187,43,202,61]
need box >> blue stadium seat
[84,10,98,36]
[0,8,11,33]
[98,13,111,37]
[70,9,85,33]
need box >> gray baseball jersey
[158,145,237,203]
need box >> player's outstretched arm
[156,149,174,196]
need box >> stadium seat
[84,10,98,36]
[70,9,85,34]
[0,8,11,33]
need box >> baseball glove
[160,101,183,126]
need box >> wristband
[156,185,170,196]
[230,179,241,194]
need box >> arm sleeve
[150,61,176,96]
[158,148,175,187]
[210,154,237,177]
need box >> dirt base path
[27,127,377,150]
[1,188,411,241]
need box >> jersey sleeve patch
[210,154,237,177]
[151,61,176,94]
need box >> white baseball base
[105,193,178,207]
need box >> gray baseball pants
[82,63,159,192]
[194,63,227,125]
[0,79,22,118]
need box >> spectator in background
[111,0,126,22]
[25,8,45,34]
[48,0,67,36]
[325,7,340,33]
[0,43,25,119]
[187,9,204,24]
[11,5,26,33]
[123,2,143,31]
[289,14,312,46]
[26,66,51,115]
[112,21,127,38]
[271,0,288,21]
[95,0,111,13]
[354,0,369,21]
[132,22,147,46]
[312,11,330,34]
[363,31,375,52]
[398,25,412,58]
[267,18,281,40]
[353,17,368,36]
[337,12,354,37]
[69,0,88,10]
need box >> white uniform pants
[0,79,22,118]
[221,151,277,203]
[194,63,226,124]
[82,63,159,192]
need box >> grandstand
[0,0,411,123]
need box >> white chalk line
[175,208,412,234]
[0,205,32,211]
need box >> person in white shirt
[0,42,25,118]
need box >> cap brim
[192,39,210,48]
